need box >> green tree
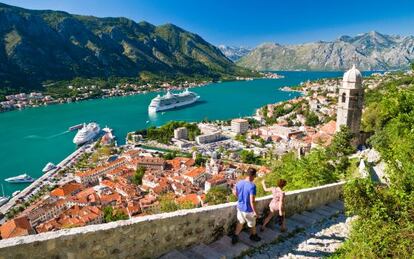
[305,111,320,126]
[240,150,261,164]
[205,186,230,205]
[132,166,145,185]
[327,125,355,157]
[159,194,180,212]
[163,151,177,160]
[103,206,129,223]
[235,134,247,144]
[194,153,206,166]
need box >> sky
[2,0,414,46]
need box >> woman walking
[260,179,287,232]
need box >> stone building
[231,118,249,134]
[174,127,188,140]
[336,64,364,140]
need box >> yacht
[12,190,21,197]
[73,122,101,145]
[0,185,9,206]
[68,124,84,132]
[5,174,35,183]
[42,162,56,173]
[148,89,200,113]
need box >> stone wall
[0,182,344,259]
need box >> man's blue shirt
[236,180,256,212]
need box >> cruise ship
[148,89,200,113]
[5,174,35,183]
[73,122,101,145]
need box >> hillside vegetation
[333,72,414,258]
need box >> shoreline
[0,73,286,114]
[0,144,92,216]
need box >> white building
[195,132,222,144]
[231,119,249,134]
[174,127,188,140]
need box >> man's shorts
[237,209,256,228]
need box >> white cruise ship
[148,89,200,113]
[5,174,35,183]
[73,122,101,145]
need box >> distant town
[0,72,281,113]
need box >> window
[342,92,346,103]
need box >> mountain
[237,31,414,71]
[217,45,252,61]
[0,3,250,91]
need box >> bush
[205,186,232,205]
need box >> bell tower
[336,64,364,138]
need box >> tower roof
[342,64,362,85]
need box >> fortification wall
[0,182,344,259]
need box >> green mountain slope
[0,3,250,91]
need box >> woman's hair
[277,179,287,188]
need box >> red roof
[184,167,206,178]
[320,120,336,135]
[0,216,33,239]
[51,182,83,197]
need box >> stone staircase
[159,200,345,259]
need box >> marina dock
[0,144,91,216]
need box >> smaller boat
[42,162,56,173]
[68,124,83,132]
[12,190,21,197]
[0,184,10,206]
[5,174,35,183]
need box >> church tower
[336,64,364,137]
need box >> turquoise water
[0,71,374,195]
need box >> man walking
[232,168,261,244]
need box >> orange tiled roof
[51,182,83,197]
[168,157,195,170]
[136,157,165,165]
[320,120,336,135]
[184,167,206,178]
[0,216,33,239]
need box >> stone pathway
[247,214,354,259]
[159,200,349,259]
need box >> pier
[0,144,91,216]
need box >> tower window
[342,92,346,103]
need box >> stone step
[186,243,224,259]
[159,249,189,259]
[239,231,266,247]
[285,217,306,230]
[290,213,315,227]
[301,211,324,223]
[320,205,341,215]
[328,200,345,211]
[182,249,204,259]
[312,207,336,218]
[259,226,280,243]
[209,235,250,258]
